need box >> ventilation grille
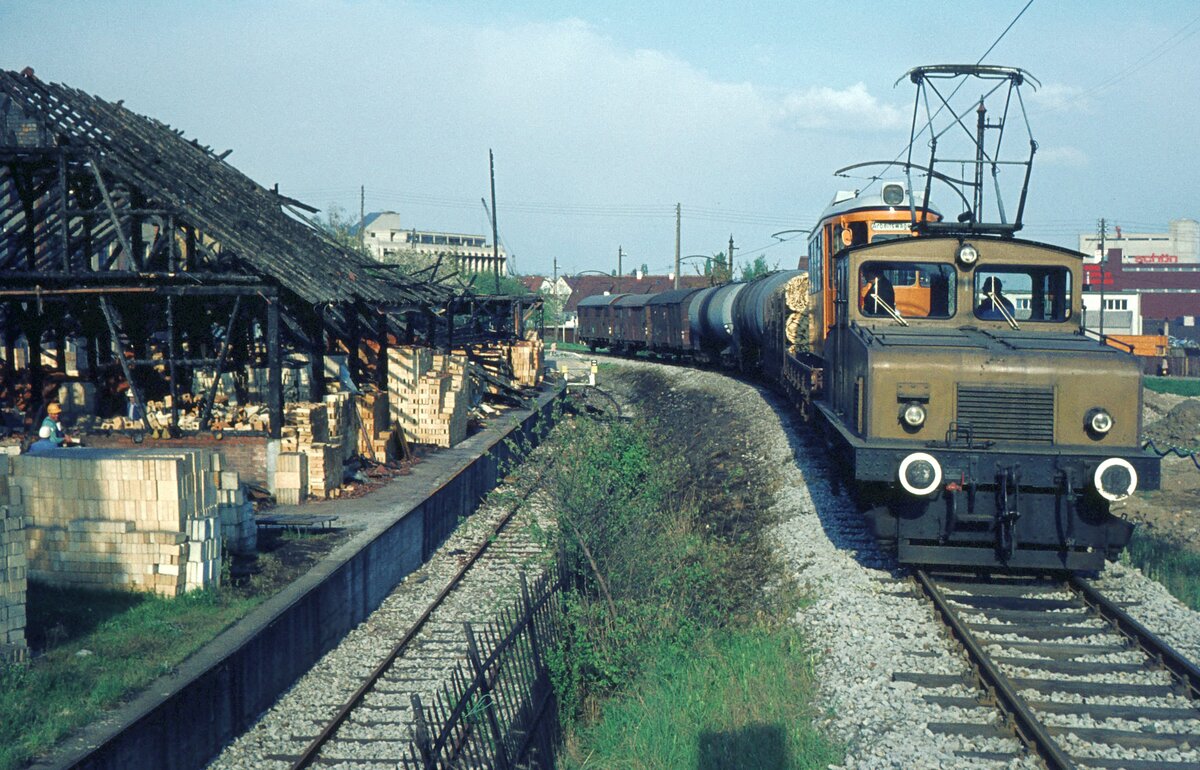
[956,385,1054,444]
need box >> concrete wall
[37,385,562,770]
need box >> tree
[739,255,775,282]
[461,271,530,296]
[314,204,371,258]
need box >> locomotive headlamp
[898,452,942,496]
[900,402,927,428]
[957,243,979,266]
[1093,457,1138,502]
[1087,408,1114,436]
[882,183,905,206]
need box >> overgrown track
[906,570,1200,769]
[285,468,552,770]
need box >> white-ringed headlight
[1087,408,1113,436]
[957,243,979,266]
[901,402,927,428]
[898,452,942,496]
[1094,457,1137,502]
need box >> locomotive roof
[819,186,940,223]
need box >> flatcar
[579,65,1160,572]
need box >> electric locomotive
[578,65,1160,572]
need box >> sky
[2,1,1197,278]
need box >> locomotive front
[819,236,1159,571]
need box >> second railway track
[210,461,556,770]
[902,569,1200,769]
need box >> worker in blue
[28,402,76,454]
[977,276,1016,321]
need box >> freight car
[579,65,1160,572]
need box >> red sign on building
[1133,253,1179,264]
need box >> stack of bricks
[508,338,545,388]
[389,346,471,448]
[0,476,27,658]
[210,454,256,555]
[280,402,343,499]
[10,448,223,597]
[354,389,395,462]
[273,452,307,506]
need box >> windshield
[973,266,1072,323]
[859,261,956,321]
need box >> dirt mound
[1144,399,1200,448]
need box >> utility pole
[552,256,560,343]
[1098,217,1107,336]
[617,246,623,294]
[359,185,365,251]
[728,234,735,281]
[674,203,681,290]
[489,150,500,294]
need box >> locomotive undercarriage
[819,408,1159,572]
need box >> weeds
[1121,529,1200,610]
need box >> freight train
[578,65,1160,572]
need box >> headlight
[900,402,927,428]
[1094,457,1138,502]
[898,452,942,496]
[1087,408,1113,436]
[957,243,979,266]
[882,183,905,206]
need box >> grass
[1120,529,1200,611]
[547,368,842,767]
[0,583,260,770]
[564,628,841,770]
[1144,376,1200,397]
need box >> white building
[1079,290,1142,336]
[1078,219,1200,265]
[360,211,508,276]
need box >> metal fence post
[410,694,436,769]
[465,621,512,770]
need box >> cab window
[974,266,1072,322]
[859,261,955,319]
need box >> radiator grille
[956,385,1055,444]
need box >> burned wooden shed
[0,68,457,439]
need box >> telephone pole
[1098,217,1107,336]
[489,150,500,294]
[359,185,365,251]
[674,203,681,290]
[552,256,560,342]
[617,246,624,294]
[728,234,735,281]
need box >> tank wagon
[579,65,1160,572]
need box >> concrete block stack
[210,454,255,555]
[273,452,307,506]
[0,476,27,658]
[355,390,395,462]
[390,346,471,448]
[10,448,223,597]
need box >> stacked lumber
[783,274,813,353]
[389,346,470,448]
[281,402,329,451]
[273,452,308,506]
[465,338,545,394]
[0,476,27,657]
[11,448,224,597]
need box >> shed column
[267,295,282,438]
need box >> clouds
[776,82,909,132]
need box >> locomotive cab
[817,235,1159,571]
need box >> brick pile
[0,475,27,658]
[11,448,224,597]
[211,453,256,555]
[273,452,308,506]
[389,346,471,448]
[508,338,544,387]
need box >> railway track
[218,465,554,770]
[899,569,1200,769]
